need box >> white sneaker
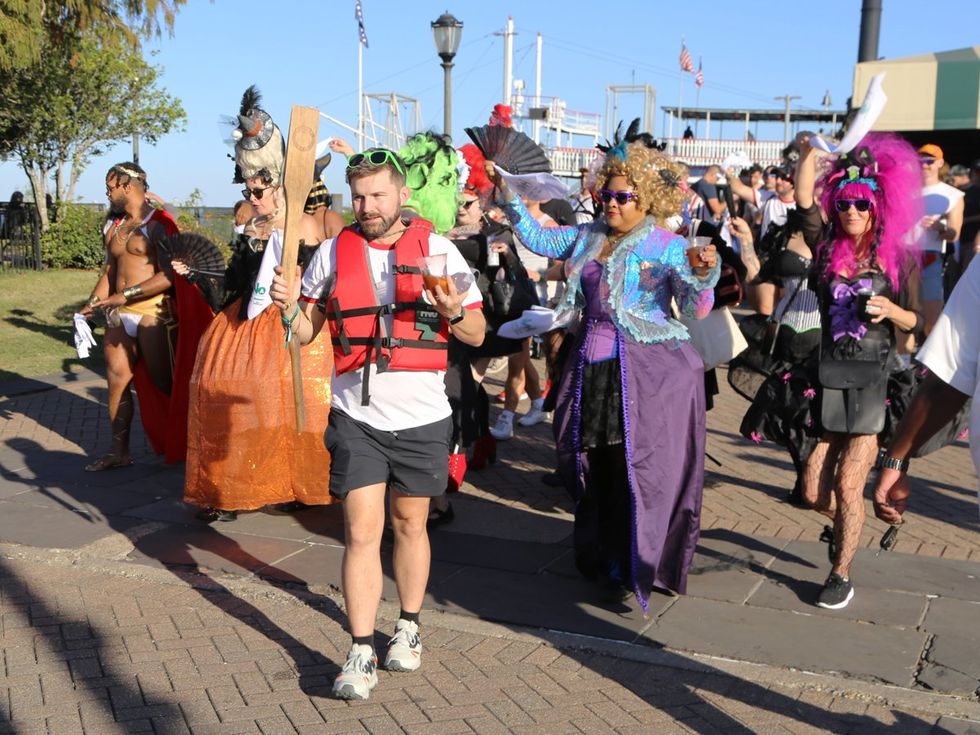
[517,400,550,427]
[489,412,514,440]
[332,644,378,700]
[384,619,422,672]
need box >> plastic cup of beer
[418,254,449,294]
[686,236,712,268]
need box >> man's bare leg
[137,315,173,395]
[389,490,432,614]
[87,326,137,471]
[341,483,387,637]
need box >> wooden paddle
[280,105,320,432]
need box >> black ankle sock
[351,634,374,651]
[399,610,420,625]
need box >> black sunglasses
[920,157,937,166]
[242,186,272,200]
[834,198,872,213]
[346,149,405,176]
[597,189,638,205]
[460,199,479,210]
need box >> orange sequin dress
[184,301,334,510]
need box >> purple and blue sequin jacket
[502,195,719,344]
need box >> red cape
[131,209,214,463]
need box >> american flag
[679,44,694,73]
[355,0,369,48]
[695,59,704,88]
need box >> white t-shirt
[301,231,483,431]
[514,210,558,303]
[918,182,965,252]
[760,196,796,236]
[917,255,980,512]
[247,229,283,320]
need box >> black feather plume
[239,85,261,115]
[596,118,665,154]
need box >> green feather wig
[398,132,459,234]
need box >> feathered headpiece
[489,104,513,128]
[398,132,460,235]
[597,118,666,160]
[231,85,285,184]
[458,144,493,200]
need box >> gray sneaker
[384,619,422,672]
[332,644,378,700]
[816,573,854,610]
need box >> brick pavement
[0,550,973,734]
[1,367,979,732]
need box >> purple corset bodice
[582,260,618,363]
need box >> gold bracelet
[122,285,143,301]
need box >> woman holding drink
[487,132,719,610]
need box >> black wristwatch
[448,309,466,325]
[875,451,909,473]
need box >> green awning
[853,46,980,131]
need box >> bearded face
[349,168,408,240]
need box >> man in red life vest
[270,148,485,700]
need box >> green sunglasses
[346,148,405,176]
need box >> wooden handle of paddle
[281,105,320,433]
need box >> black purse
[487,257,539,321]
[817,347,888,435]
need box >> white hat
[497,307,559,339]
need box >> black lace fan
[463,125,551,175]
[159,232,226,309]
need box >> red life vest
[327,220,449,405]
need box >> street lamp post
[431,11,463,139]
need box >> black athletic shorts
[327,410,452,499]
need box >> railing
[545,138,787,178]
[663,138,785,168]
[0,203,42,272]
[545,148,603,177]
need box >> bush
[40,203,105,269]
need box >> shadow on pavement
[0,383,956,731]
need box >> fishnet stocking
[803,432,879,578]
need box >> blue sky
[2,0,978,206]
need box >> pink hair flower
[782,372,792,383]
[750,431,763,444]
[803,388,816,399]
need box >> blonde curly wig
[596,142,688,223]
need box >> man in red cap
[916,143,964,338]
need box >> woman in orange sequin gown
[183,190,337,519]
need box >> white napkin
[73,313,97,359]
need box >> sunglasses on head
[920,157,937,166]
[834,198,872,213]
[242,186,272,200]
[346,149,405,176]
[597,189,638,205]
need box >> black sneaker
[816,573,854,609]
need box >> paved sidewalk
[0,366,978,733]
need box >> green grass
[0,269,103,382]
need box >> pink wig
[817,132,922,291]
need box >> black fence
[0,201,42,272]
